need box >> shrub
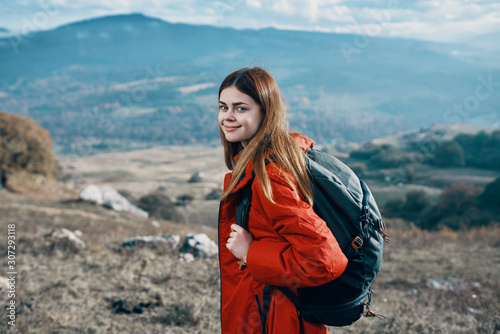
[205,188,221,200]
[437,208,493,230]
[438,184,483,215]
[0,111,56,180]
[478,177,500,211]
[349,142,382,160]
[433,140,465,167]
[370,146,403,168]
[419,184,484,230]
[137,193,182,222]
[151,303,199,326]
[176,194,194,206]
[403,190,431,213]
[188,172,203,183]
[349,163,367,176]
[383,198,404,216]
[453,130,500,169]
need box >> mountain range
[0,13,498,154]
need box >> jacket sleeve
[246,169,348,288]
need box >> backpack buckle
[351,236,363,249]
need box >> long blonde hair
[219,67,314,206]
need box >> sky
[0,0,499,46]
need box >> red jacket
[218,136,348,334]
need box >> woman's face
[218,86,264,147]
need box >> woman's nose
[223,109,236,121]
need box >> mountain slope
[0,13,498,149]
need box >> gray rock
[122,234,181,249]
[427,278,481,291]
[181,233,218,257]
[79,185,148,218]
[45,228,86,253]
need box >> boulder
[45,228,86,253]
[79,185,148,218]
[122,235,181,250]
[181,233,218,257]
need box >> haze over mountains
[0,13,498,154]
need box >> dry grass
[0,191,219,334]
[59,145,226,199]
[1,190,498,334]
[334,221,500,334]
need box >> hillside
[0,13,499,153]
[367,123,498,149]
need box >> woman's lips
[224,125,240,132]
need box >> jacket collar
[229,157,255,194]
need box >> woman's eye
[237,107,246,112]
[219,105,227,110]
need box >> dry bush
[0,110,56,180]
[137,192,182,222]
[439,184,483,214]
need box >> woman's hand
[226,224,253,263]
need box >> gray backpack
[236,148,389,331]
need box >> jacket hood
[290,132,314,151]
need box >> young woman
[218,67,348,334]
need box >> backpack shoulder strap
[235,157,274,229]
[235,176,254,229]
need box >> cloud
[309,0,319,23]
[0,0,498,46]
[270,0,297,16]
[246,0,262,9]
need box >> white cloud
[310,0,319,23]
[246,0,262,9]
[271,0,297,16]
[322,6,356,23]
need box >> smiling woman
[216,67,348,334]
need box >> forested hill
[0,13,498,155]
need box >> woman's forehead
[219,86,257,104]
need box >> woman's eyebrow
[218,101,250,106]
[218,101,249,106]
